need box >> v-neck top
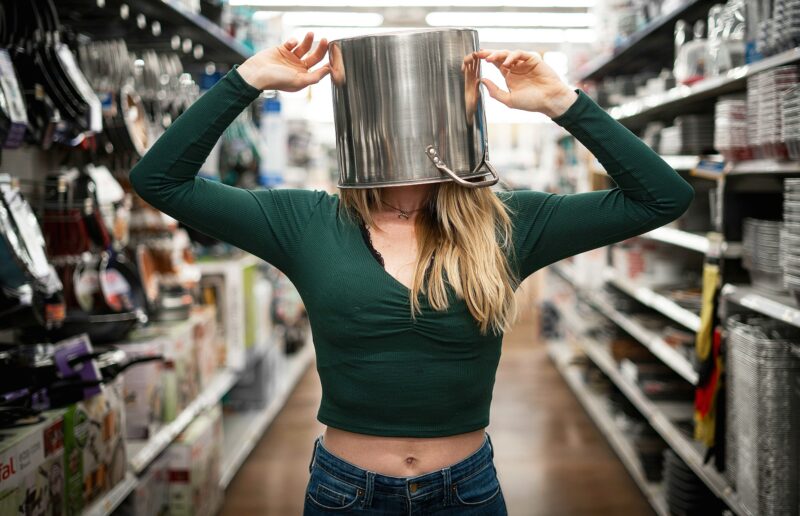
[130,67,694,437]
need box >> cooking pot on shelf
[329,28,498,188]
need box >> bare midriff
[321,426,486,477]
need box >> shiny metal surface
[329,28,498,188]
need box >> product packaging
[0,413,66,516]
[166,404,223,516]
[62,378,127,514]
[198,255,268,371]
[120,339,164,440]
[115,453,169,516]
[191,305,222,390]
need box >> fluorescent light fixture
[478,28,595,43]
[252,10,281,21]
[426,12,594,28]
[288,26,402,42]
[288,26,595,44]
[232,0,594,7]
[281,11,384,27]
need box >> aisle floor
[221,317,654,516]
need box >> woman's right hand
[237,32,330,92]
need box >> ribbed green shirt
[130,68,693,437]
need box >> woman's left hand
[476,49,578,118]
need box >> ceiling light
[233,0,594,7]
[478,28,595,43]
[281,11,384,27]
[426,12,594,28]
[252,10,281,21]
[287,26,594,44]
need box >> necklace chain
[381,200,425,220]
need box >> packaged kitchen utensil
[329,28,498,188]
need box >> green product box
[62,379,127,515]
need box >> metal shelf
[561,332,746,515]
[640,227,742,258]
[56,0,251,64]
[550,261,579,288]
[219,340,315,488]
[547,343,669,516]
[722,284,800,328]
[575,0,715,82]
[605,269,702,332]
[726,159,800,175]
[127,369,238,475]
[550,264,699,383]
[607,47,800,127]
[587,290,699,384]
[81,472,138,516]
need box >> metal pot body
[330,28,497,188]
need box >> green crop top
[130,68,693,437]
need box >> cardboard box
[190,305,221,390]
[115,454,169,516]
[0,413,66,516]
[197,254,267,371]
[62,379,127,514]
[166,404,223,516]
[120,340,164,440]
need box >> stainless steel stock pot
[329,28,499,188]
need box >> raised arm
[129,33,331,274]
[478,49,694,280]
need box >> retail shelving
[661,155,706,171]
[721,284,800,328]
[127,369,239,474]
[56,0,251,64]
[551,263,699,384]
[588,290,699,385]
[552,317,747,515]
[81,473,139,516]
[547,342,670,516]
[726,159,800,175]
[604,269,702,332]
[575,0,716,82]
[607,47,800,127]
[640,227,741,257]
[219,339,316,489]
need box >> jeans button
[409,483,418,493]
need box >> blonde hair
[339,183,518,336]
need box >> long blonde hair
[339,182,518,336]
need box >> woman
[131,32,693,515]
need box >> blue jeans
[303,433,508,515]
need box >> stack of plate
[725,315,800,516]
[773,0,800,52]
[674,115,716,155]
[742,218,786,294]
[658,125,683,156]
[783,179,800,303]
[782,86,800,161]
[714,95,751,161]
[747,66,799,159]
[663,449,725,516]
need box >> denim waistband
[308,433,495,502]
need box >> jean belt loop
[308,437,320,474]
[486,432,494,459]
[441,467,453,507]
[363,471,376,507]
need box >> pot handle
[425,145,499,188]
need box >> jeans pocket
[305,465,363,512]
[453,462,502,506]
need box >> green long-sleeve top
[130,68,693,437]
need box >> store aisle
[221,314,653,516]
